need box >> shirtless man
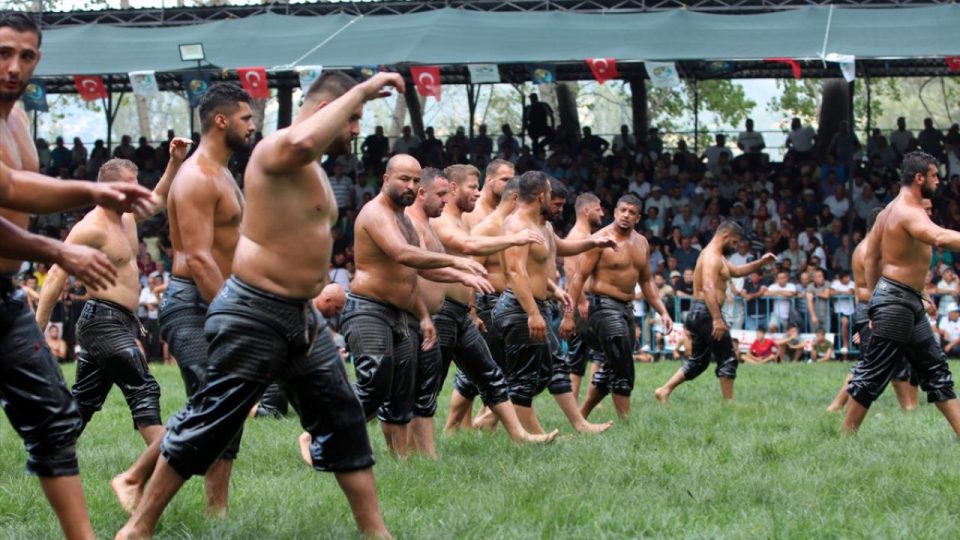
[561,194,674,419]
[496,171,616,434]
[35,140,189,441]
[654,222,776,402]
[107,83,255,517]
[429,164,559,441]
[341,154,487,458]
[0,13,155,540]
[826,206,922,412]
[562,193,606,398]
[117,72,397,539]
[462,158,514,230]
[842,151,960,435]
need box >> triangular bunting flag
[586,58,620,84]
[129,70,159,98]
[237,67,270,99]
[644,62,681,88]
[410,66,441,100]
[824,54,856,82]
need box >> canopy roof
[32,5,960,86]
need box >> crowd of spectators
[21,102,960,364]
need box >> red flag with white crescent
[73,75,108,101]
[946,56,960,73]
[410,66,441,100]
[237,67,270,99]
[586,58,620,84]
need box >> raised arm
[0,161,156,218]
[140,137,192,220]
[257,73,405,174]
[904,208,960,253]
[433,217,543,256]
[556,231,617,257]
[729,252,777,278]
[364,211,485,274]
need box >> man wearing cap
[646,184,671,216]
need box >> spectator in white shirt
[645,185,671,216]
[612,125,637,154]
[830,271,856,352]
[737,118,766,154]
[824,185,851,220]
[888,116,915,158]
[939,308,960,356]
[392,125,422,155]
[779,237,808,273]
[729,241,755,267]
[628,170,652,199]
[786,117,816,159]
[702,134,733,177]
[797,224,823,252]
[765,271,797,332]
[937,268,960,314]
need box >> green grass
[3,361,960,539]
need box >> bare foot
[654,387,670,403]
[519,429,559,444]
[574,420,613,434]
[826,402,844,412]
[471,409,498,431]
[111,473,142,515]
[115,524,150,540]
[298,432,312,466]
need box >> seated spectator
[673,205,700,237]
[702,133,733,177]
[786,117,816,161]
[940,307,960,357]
[45,324,68,363]
[672,236,700,273]
[937,267,959,314]
[644,205,665,236]
[742,328,776,364]
[779,237,807,275]
[810,327,834,362]
[775,325,804,362]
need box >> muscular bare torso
[504,213,554,300]
[0,107,41,274]
[462,195,495,232]
[234,155,337,299]
[874,200,932,292]
[168,157,244,281]
[351,198,420,314]
[409,213,447,315]
[432,212,477,305]
[74,209,142,311]
[693,248,732,308]
[563,222,593,299]
[585,227,648,304]
[851,240,871,302]
[472,209,510,292]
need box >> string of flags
[19,55,960,113]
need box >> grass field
[3,361,960,539]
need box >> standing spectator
[497,124,520,157]
[612,124,636,155]
[361,126,389,174]
[113,135,136,160]
[35,138,51,172]
[329,163,354,212]
[917,117,944,159]
[702,134,733,177]
[154,129,176,169]
[737,118,766,171]
[830,271,856,353]
[810,327,835,362]
[765,270,797,332]
[742,328,776,364]
[806,269,832,332]
[522,93,555,155]
[134,136,155,169]
[49,136,71,173]
[444,126,469,158]
[939,307,960,357]
[45,324,68,363]
[937,268,960,314]
[786,117,816,161]
[70,137,87,169]
[138,274,162,362]
[392,125,421,156]
[88,139,109,174]
[578,127,609,158]
[741,272,769,331]
[470,123,494,162]
[888,116,915,159]
[419,127,444,167]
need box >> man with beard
[827,206,923,412]
[117,72,398,539]
[843,151,960,435]
[429,164,559,440]
[654,222,776,402]
[462,158,515,230]
[33,139,189,473]
[108,83,255,517]
[562,192,606,399]
[341,154,487,458]
[495,171,617,434]
[0,13,158,540]
[561,195,674,420]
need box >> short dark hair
[198,83,251,133]
[501,176,520,200]
[517,171,550,203]
[548,177,568,200]
[0,12,41,47]
[617,194,643,210]
[575,193,600,212]
[305,71,357,101]
[717,221,743,237]
[901,151,939,185]
[420,167,447,190]
[485,159,514,178]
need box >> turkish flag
[765,58,801,79]
[237,67,270,99]
[74,75,108,101]
[946,56,960,73]
[586,58,620,84]
[410,66,441,100]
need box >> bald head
[385,154,420,175]
[314,283,347,318]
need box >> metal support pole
[693,80,700,154]
[467,83,477,139]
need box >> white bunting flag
[296,65,323,93]
[467,64,500,84]
[825,53,857,83]
[644,61,681,88]
[128,70,159,97]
